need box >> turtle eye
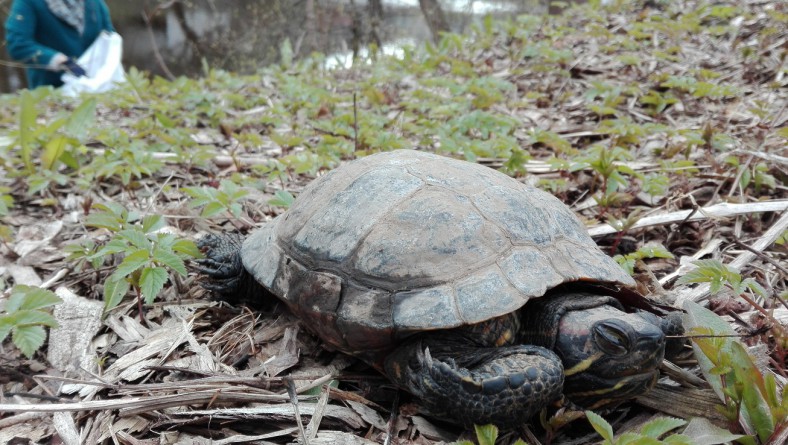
[593,321,630,356]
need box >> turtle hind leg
[384,340,564,428]
[196,233,263,304]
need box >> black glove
[63,58,87,77]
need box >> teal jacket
[5,0,114,89]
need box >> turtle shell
[241,150,634,354]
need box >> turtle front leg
[384,339,564,428]
[196,233,261,304]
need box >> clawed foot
[195,233,246,297]
[385,341,565,427]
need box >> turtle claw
[199,274,242,294]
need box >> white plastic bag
[61,31,126,96]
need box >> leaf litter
[0,0,787,443]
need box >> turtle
[197,149,682,428]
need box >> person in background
[5,0,115,89]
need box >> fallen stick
[0,390,290,414]
[587,200,788,237]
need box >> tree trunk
[368,0,384,47]
[418,0,450,42]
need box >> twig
[40,268,68,289]
[141,1,176,81]
[675,209,788,306]
[588,200,788,237]
[305,384,331,441]
[0,412,48,428]
[286,377,309,445]
[353,92,359,153]
[0,389,292,414]
[383,392,399,445]
[733,238,788,277]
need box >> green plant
[677,259,788,348]
[588,411,689,444]
[640,172,670,198]
[676,259,767,298]
[587,410,744,445]
[10,90,96,194]
[455,424,528,445]
[684,301,788,444]
[661,75,738,99]
[0,187,14,217]
[614,243,674,275]
[572,145,636,212]
[585,81,625,117]
[90,139,164,186]
[724,158,777,194]
[0,285,61,358]
[268,189,295,209]
[0,186,12,243]
[185,179,250,219]
[639,90,678,115]
[68,203,201,312]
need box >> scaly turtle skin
[197,150,682,427]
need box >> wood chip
[310,431,381,445]
[52,412,80,445]
[47,287,104,374]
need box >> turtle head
[552,303,666,409]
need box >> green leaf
[473,424,498,445]
[92,238,131,259]
[617,432,661,445]
[112,249,151,279]
[8,285,61,311]
[586,411,614,443]
[269,189,295,208]
[201,201,226,218]
[19,89,38,171]
[64,98,97,139]
[683,301,737,401]
[9,309,58,328]
[660,434,694,445]
[0,320,12,343]
[172,239,202,259]
[731,342,775,442]
[640,416,686,438]
[117,229,152,250]
[86,212,124,232]
[103,277,130,311]
[141,214,165,233]
[280,38,293,68]
[5,288,27,313]
[139,266,168,305]
[12,324,47,358]
[155,111,175,128]
[152,248,187,276]
[41,134,69,170]
[677,259,741,296]
[681,417,744,445]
